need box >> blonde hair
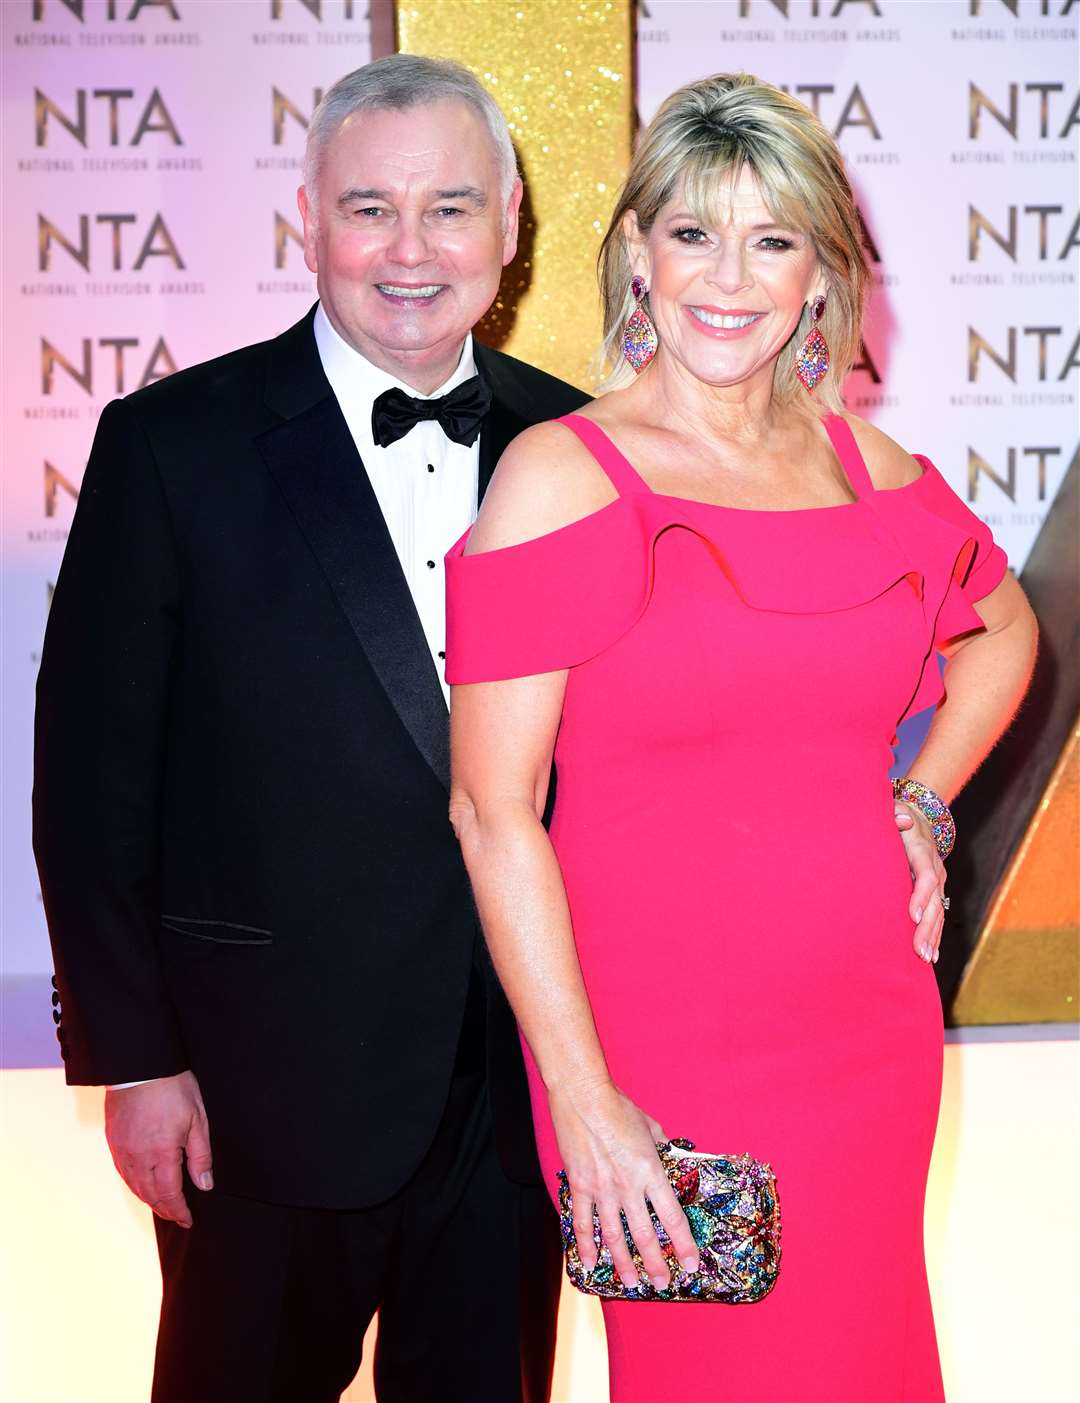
[597,73,870,412]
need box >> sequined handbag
[557,1138,781,1303]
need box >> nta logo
[33,0,181,17]
[968,206,1079,261]
[38,213,184,272]
[44,462,81,518]
[41,336,178,395]
[270,0,359,18]
[275,213,304,268]
[779,84,881,139]
[968,1,1077,15]
[736,1,884,16]
[969,83,1079,139]
[35,88,182,147]
[967,444,1076,502]
[968,325,1079,381]
[272,88,324,145]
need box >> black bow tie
[371,375,492,450]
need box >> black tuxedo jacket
[33,306,588,1209]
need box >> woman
[444,75,1036,1403]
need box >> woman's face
[628,165,827,392]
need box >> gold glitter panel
[952,717,1080,1025]
[395,0,633,391]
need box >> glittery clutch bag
[557,1138,781,1303]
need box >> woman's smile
[684,305,766,337]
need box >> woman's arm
[844,414,1040,963]
[448,426,699,1289]
[450,665,599,1103]
[896,571,1038,963]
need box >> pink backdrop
[2,0,1077,989]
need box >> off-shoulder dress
[445,412,1006,1403]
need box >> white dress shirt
[107,306,482,1090]
[313,302,480,706]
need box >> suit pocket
[160,915,273,946]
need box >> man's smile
[374,282,448,304]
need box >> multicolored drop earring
[795,294,829,392]
[623,274,659,373]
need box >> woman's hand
[895,803,947,963]
[549,1077,700,1291]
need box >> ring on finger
[940,894,950,911]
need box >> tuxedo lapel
[257,312,451,792]
[475,342,529,503]
[253,318,583,796]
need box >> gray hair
[304,54,518,217]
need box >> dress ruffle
[445,455,1007,728]
[891,456,1008,721]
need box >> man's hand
[104,1070,213,1228]
[895,804,947,965]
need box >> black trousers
[151,1054,562,1402]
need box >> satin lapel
[256,395,451,792]
[475,344,529,503]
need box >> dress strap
[556,413,654,498]
[822,413,874,500]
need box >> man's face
[299,99,521,392]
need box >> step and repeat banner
[1,0,371,988]
[637,0,1078,563]
[2,0,1077,998]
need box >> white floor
[2,1038,1077,1403]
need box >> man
[33,55,587,1403]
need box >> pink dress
[445,413,1006,1403]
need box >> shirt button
[426,560,436,569]
[427,464,435,473]
[438,650,446,660]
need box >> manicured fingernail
[686,1256,700,1273]
[197,1172,213,1191]
[932,948,939,964]
[920,944,931,962]
[651,1274,669,1290]
[914,907,923,923]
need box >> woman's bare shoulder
[837,411,926,490]
[465,415,619,555]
